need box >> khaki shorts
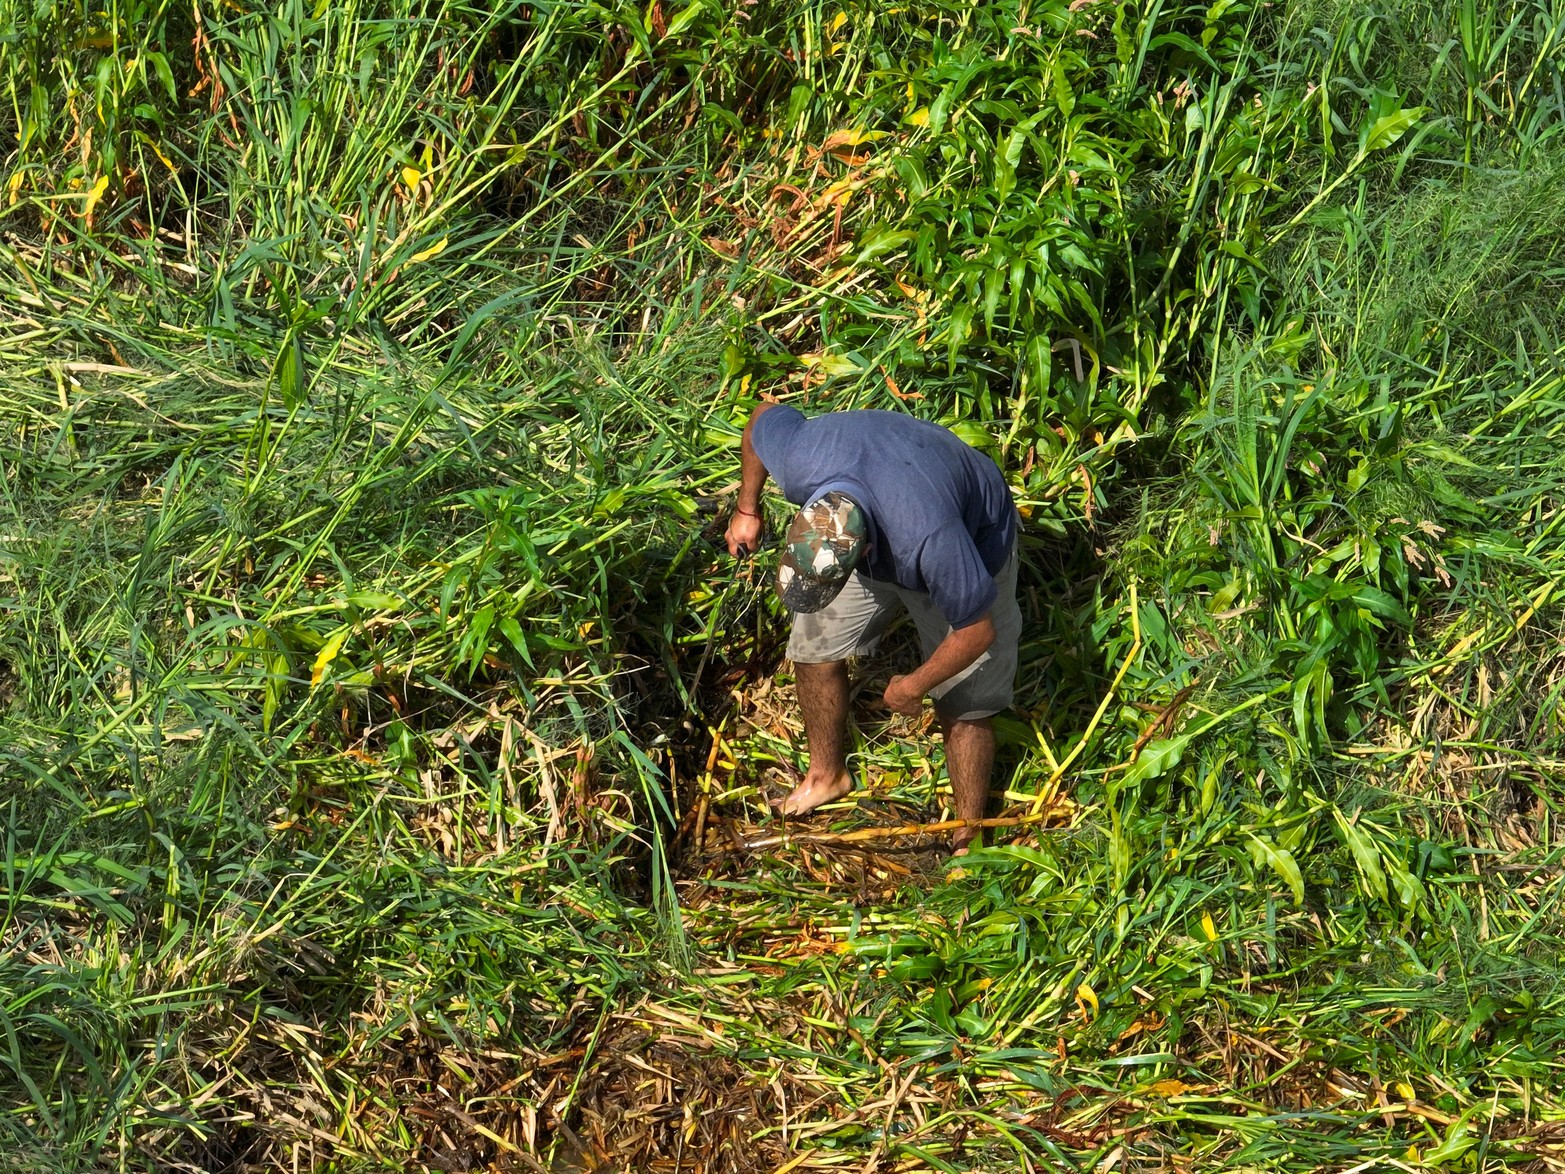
[787,545,1020,721]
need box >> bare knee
[795,660,848,697]
[940,714,994,739]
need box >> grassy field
[3,0,1565,1169]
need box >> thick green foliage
[3,0,1565,1169]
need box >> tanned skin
[724,404,997,853]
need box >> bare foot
[774,767,853,817]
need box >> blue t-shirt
[751,406,1017,629]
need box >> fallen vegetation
[3,0,1565,1169]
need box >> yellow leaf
[310,628,351,687]
[145,138,177,173]
[1201,911,1218,941]
[820,128,885,151]
[82,174,109,220]
[829,10,847,35]
[409,235,448,264]
[906,106,930,128]
[401,165,422,189]
[798,351,860,377]
[1076,981,1099,1017]
[1395,1080,1415,1101]
[6,172,22,206]
[819,178,855,205]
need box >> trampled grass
[3,0,1565,1169]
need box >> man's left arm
[884,614,995,715]
[884,532,1000,715]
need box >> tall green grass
[3,0,1565,1169]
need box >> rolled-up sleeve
[919,528,998,630]
[750,405,805,495]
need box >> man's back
[751,406,1016,627]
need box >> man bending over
[725,403,1021,854]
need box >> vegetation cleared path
[3,0,1565,1169]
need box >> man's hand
[884,614,996,714]
[883,673,925,716]
[726,404,777,558]
[726,508,763,558]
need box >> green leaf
[275,332,306,408]
[663,0,706,39]
[996,112,1047,203]
[946,420,994,452]
[1334,810,1388,901]
[499,615,534,668]
[344,591,404,612]
[994,130,1023,203]
[1122,734,1189,787]
[440,288,532,382]
[1361,106,1426,154]
[1292,660,1330,743]
[1050,58,1075,117]
[467,605,496,676]
[1422,1120,1476,1166]
[1024,333,1052,392]
[1246,835,1305,903]
[1346,456,1371,492]
[263,652,286,733]
[856,227,911,263]
[1350,586,1410,625]
[1386,856,1428,915]
[146,51,178,103]
[929,85,954,134]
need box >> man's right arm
[726,403,775,557]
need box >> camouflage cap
[775,490,867,613]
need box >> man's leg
[780,572,897,816]
[941,716,995,854]
[779,660,855,815]
[908,543,1020,852]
